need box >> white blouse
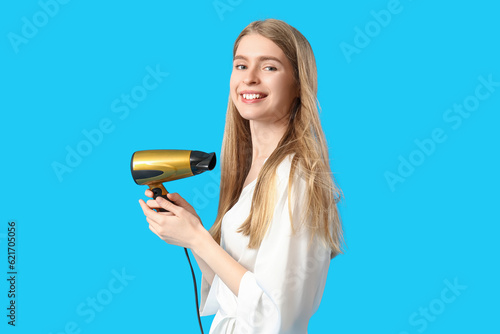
[200,155,332,334]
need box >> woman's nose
[243,67,259,85]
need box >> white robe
[200,155,332,333]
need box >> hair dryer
[131,149,216,334]
[130,149,216,202]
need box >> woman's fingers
[144,191,190,211]
[144,191,184,213]
[166,193,200,219]
[155,196,184,216]
[146,199,161,208]
[146,216,162,230]
[139,195,200,248]
[148,224,160,238]
[139,199,165,222]
[146,216,157,227]
[167,192,185,205]
[139,197,183,220]
[145,199,175,216]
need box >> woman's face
[230,33,298,125]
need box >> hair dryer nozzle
[190,151,216,175]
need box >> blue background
[1,0,499,333]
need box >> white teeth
[242,93,264,100]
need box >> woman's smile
[240,90,268,103]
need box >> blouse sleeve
[234,168,332,333]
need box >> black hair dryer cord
[152,192,204,333]
[184,247,204,334]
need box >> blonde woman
[139,19,344,333]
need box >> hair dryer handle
[150,184,172,212]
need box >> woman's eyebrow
[233,55,283,65]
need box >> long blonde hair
[210,19,344,257]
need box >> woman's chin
[236,110,265,122]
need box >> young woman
[139,19,344,333]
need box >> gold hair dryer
[131,149,216,205]
[132,150,216,331]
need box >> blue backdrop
[1,0,499,333]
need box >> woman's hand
[144,190,201,222]
[138,192,205,249]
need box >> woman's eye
[235,64,247,70]
[264,66,277,71]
